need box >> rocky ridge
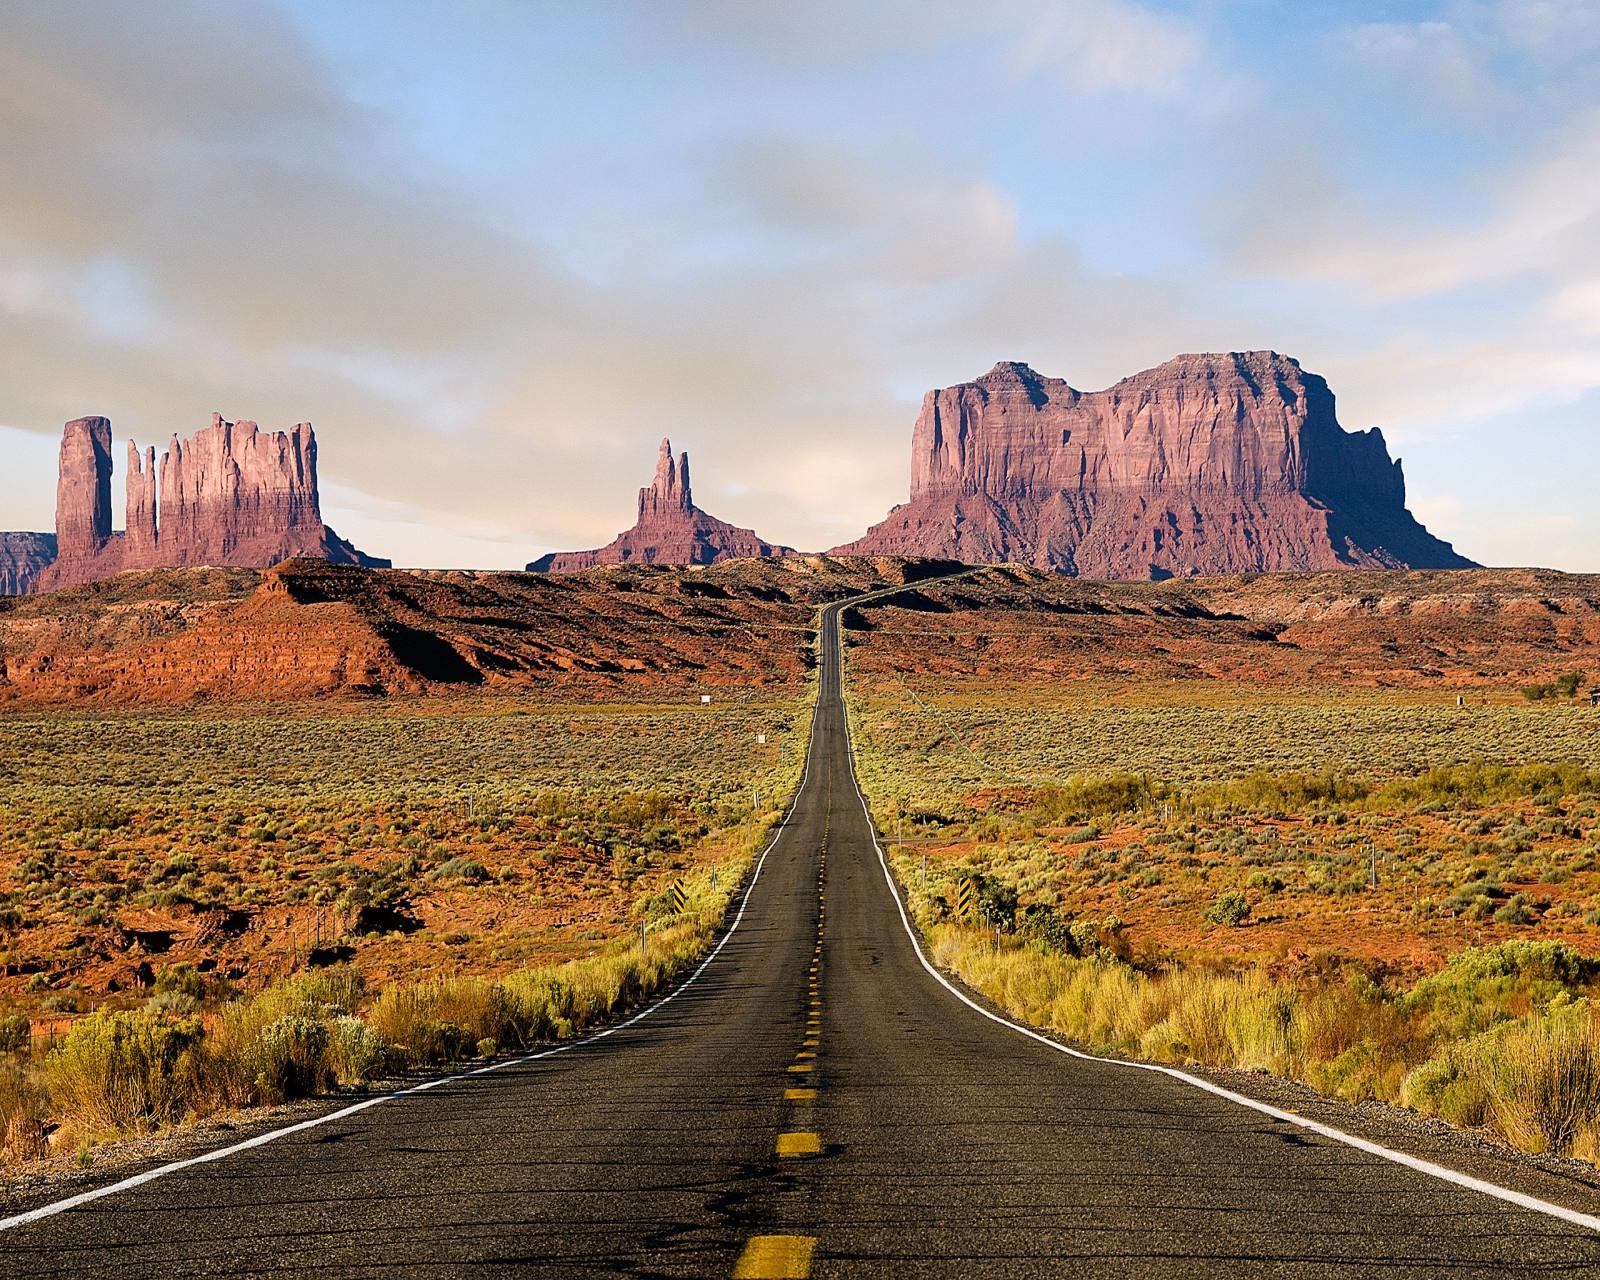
[834,352,1475,578]
[29,414,387,593]
[529,438,792,571]
[0,534,57,596]
[0,560,1591,704]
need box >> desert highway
[6,592,1600,1277]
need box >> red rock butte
[833,352,1475,578]
[27,413,387,593]
[528,437,792,571]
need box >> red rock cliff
[835,352,1474,577]
[32,414,387,592]
[0,533,58,596]
[54,416,114,562]
[529,438,792,571]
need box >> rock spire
[529,438,791,571]
[30,414,387,592]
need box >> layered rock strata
[529,438,792,571]
[0,533,58,596]
[31,414,387,592]
[834,352,1475,577]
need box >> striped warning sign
[669,880,688,915]
[955,877,976,921]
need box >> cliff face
[529,438,792,572]
[54,417,114,564]
[835,352,1475,578]
[0,533,58,596]
[31,414,387,592]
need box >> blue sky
[1,0,1597,568]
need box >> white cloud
[1346,20,1500,115]
[1489,0,1600,62]
[1004,0,1206,98]
[0,1,1595,573]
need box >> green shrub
[1205,891,1251,928]
[46,1009,205,1133]
[154,963,204,999]
[247,1016,333,1104]
[1495,1007,1600,1155]
[326,1015,389,1087]
[433,856,490,884]
[1494,894,1535,926]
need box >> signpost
[669,880,688,915]
[955,877,976,922]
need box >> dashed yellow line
[787,1063,814,1074]
[733,1234,816,1278]
[775,1131,821,1158]
[785,1087,816,1101]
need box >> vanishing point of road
[5,588,1600,1277]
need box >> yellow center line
[785,1087,816,1101]
[775,1131,821,1158]
[732,1234,816,1279]
[787,1063,814,1073]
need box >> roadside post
[669,880,688,915]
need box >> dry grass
[929,920,1600,1161]
[851,648,1600,1164]
[0,693,811,1013]
[10,868,741,1162]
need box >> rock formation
[529,438,792,571]
[30,414,387,592]
[833,352,1475,578]
[0,533,58,596]
[54,416,114,565]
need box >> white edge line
[828,601,1600,1237]
[0,679,826,1235]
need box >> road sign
[700,694,712,704]
[955,877,976,921]
[757,733,767,744]
[669,880,688,915]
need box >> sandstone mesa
[3,350,1479,593]
[833,351,1474,578]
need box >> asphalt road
[6,591,1600,1277]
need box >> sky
[1,0,1597,570]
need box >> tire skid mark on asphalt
[825,599,1600,1238]
[0,659,833,1238]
